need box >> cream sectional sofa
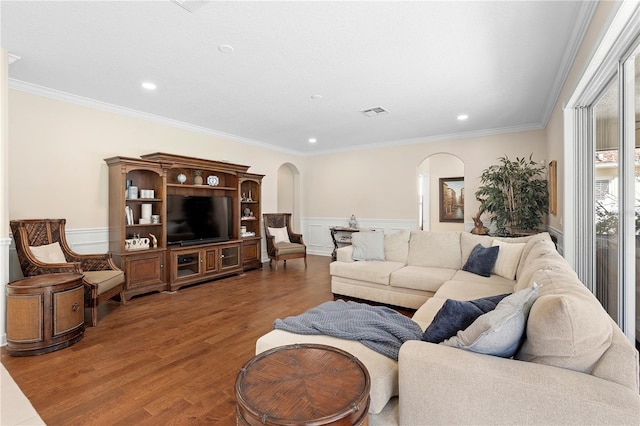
[256,230,640,425]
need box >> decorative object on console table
[439,176,464,223]
[349,214,358,229]
[236,344,370,426]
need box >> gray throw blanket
[273,300,423,360]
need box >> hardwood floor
[2,256,341,425]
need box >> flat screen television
[166,194,233,246]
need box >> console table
[330,227,362,261]
[235,344,370,425]
[6,273,85,356]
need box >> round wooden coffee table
[235,344,371,425]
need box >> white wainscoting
[1,237,10,346]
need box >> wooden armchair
[10,219,126,326]
[263,213,307,270]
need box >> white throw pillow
[442,283,539,358]
[29,242,67,264]
[268,227,290,244]
[351,231,385,261]
[492,239,526,280]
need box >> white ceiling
[1,1,595,155]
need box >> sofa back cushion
[460,232,553,280]
[384,229,410,264]
[407,231,461,269]
[515,269,627,386]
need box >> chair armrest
[22,260,82,276]
[398,340,640,425]
[289,232,305,245]
[64,251,120,272]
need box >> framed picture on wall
[439,177,464,223]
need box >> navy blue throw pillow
[422,293,509,343]
[462,244,500,277]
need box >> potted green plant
[475,155,548,236]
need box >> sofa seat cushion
[256,329,399,414]
[389,266,456,292]
[274,242,305,255]
[330,260,405,286]
[435,279,515,301]
[516,269,614,375]
[83,270,125,295]
[407,231,461,269]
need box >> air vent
[360,107,389,117]
[171,0,205,13]
[8,53,20,65]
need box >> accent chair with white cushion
[10,219,125,326]
[263,213,306,270]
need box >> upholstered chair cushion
[83,270,125,295]
[29,242,67,264]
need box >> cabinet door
[203,247,219,274]
[173,250,201,282]
[6,293,43,343]
[220,245,240,271]
[126,252,165,289]
[52,285,84,337]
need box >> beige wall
[302,130,547,225]
[8,90,303,228]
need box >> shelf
[167,183,237,191]
[125,223,163,227]
[241,200,259,204]
[125,198,162,202]
[241,217,257,221]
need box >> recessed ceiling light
[218,44,234,54]
[141,81,157,90]
[311,94,323,100]
[308,138,317,144]
[457,114,469,121]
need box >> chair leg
[274,260,278,271]
[304,257,307,268]
[120,289,127,305]
[91,305,98,327]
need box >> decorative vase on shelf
[177,173,187,184]
[194,170,203,185]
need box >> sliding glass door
[593,78,621,324]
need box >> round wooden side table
[235,344,371,426]
[6,273,85,356]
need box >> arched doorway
[277,163,301,232]
[418,153,465,231]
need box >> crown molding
[8,79,302,156]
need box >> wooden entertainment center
[105,153,263,300]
